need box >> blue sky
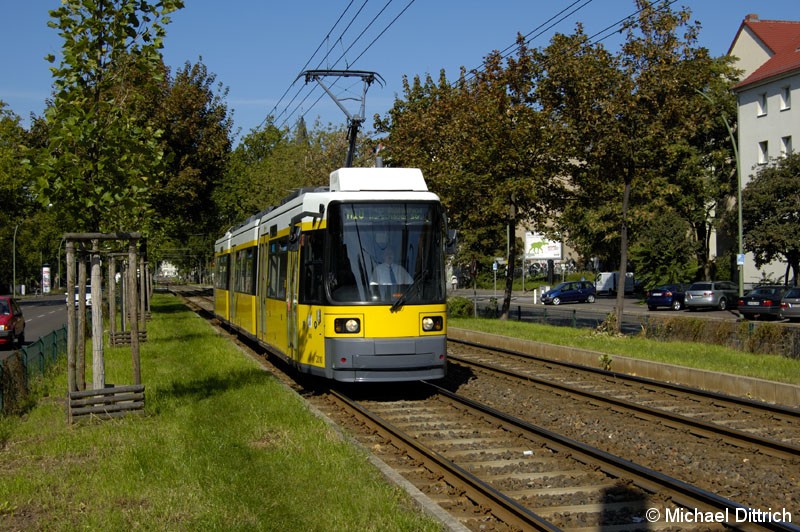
[1,1,796,141]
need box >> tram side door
[227,251,235,324]
[257,238,269,341]
[287,246,299,362]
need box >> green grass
[0,294,441,531]
[450,317,800,385]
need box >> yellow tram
[213,167,450,382]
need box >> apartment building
[728,14,800,284]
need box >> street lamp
[12,222,20,297]
[57,237,65,291]
[695,88,744,297]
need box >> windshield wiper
[390,269,427,313]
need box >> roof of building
[730,14,800,89]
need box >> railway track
[170,287,800,530]
[313,383,797,531]
[446,339,800,460]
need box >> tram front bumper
[325,336,446,382]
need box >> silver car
[684,281,739,311]
[780,287,800,321]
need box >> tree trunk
[77,255,87,391]
[692,221,710,280]
[91,240,105,390]
[128,242,141,385]
[501,203,517,320]
[614,175,632,332]
[66,242,77,393]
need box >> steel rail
[449,352,800,460]
[327,389,560,532]
[448,337,800,417]
[425,382,800,532]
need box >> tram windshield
[327,201,446,305]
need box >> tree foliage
[534,0,738,300]
[216,119,378,232]
[145,60,233,274]
[0,104,30,226]
[377,1,737,323]
[741,152,800,286]
[629,211,699,288]
[31,0,184,232]
[0,103,33,293]
[376,39,553,318]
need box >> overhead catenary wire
[262,0,358,129]
[277,0,415,130]
[266,0,411,131]
[265,0,681,134]
[459,0,680,86]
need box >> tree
[377,39,552,319]
[535,0,738,327]
[0,103,34,293]
[629,210,699,288]
[27,0,183,392]
[741,152,800,286]
[148,60,233,274]
[31,0,184,232]
[215,118,377,235]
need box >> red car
[0,296,25,348]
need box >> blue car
[646,283,688,311]
[542,281,596,305]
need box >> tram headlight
[421,316,443,332]
[334,318,361,334]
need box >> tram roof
[330,167,427,192]
[215,167,436,252]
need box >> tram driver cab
[370,239,414,301]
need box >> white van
[595,272,634,295]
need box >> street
[1,294,67,361]
[451,287,749,334]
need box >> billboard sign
[42,265,51,294]
[525,232,562,261]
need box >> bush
[447,296,474,318]
[1,353,30,416]
[641,315,800,359]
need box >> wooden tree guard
[68,384,145,422]
[108,252,149,347]
[64,233,146,423]
[111,331,148,346]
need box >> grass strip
[450,317,800,385]
[0,294,441,531]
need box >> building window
[758,141,769,164]
[780,86,791,111]
[757,92,768,116]
[781,136,792,156]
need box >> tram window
[299,230,325,304]
[235,247,257,295]
[268,238,288,300]
[326,201,447,304]
[215,254,230,290]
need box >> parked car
[595,271,635,295]
[646,283,688,311]
[66,285,92,307]
[738,285,787,320]
[780,287,800,322]
[542,281,596,305]
[684,281,739,311]
[0,295,25,348]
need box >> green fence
[0,325,68,414]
